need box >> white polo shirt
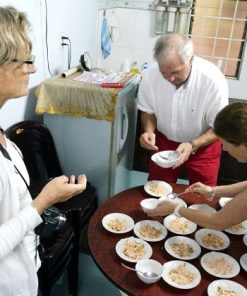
[137,56,229,143]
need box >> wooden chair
[6,120,97,296]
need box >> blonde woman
[0,6,87,295]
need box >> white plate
[240,253,247,272]
[164,236,201,260]
[159,196,187,208]
[144,180,172,197]
[243,233,247,247]
[201,252,240,278]
[162,260,201,289]
[224,220,247,235]
[115,236,153,263]
[219,197,233,207]
[195,228,230,251]
[102,213,134,234]
[188,204,216,213]
[163,214,197,235]
[208,279,247,296]
[134,220,168,242]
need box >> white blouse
[0,137,42,295]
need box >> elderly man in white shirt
[137,34,229,186]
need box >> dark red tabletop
[88,184,247,296]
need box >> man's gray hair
[154,34,194,65]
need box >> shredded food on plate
[216,287,236,296]
[169,218,193,233]
[148,182,165,196]
[204,257,233,275]
[171,243,194,257]
[168,263,196,285]
[202,233,224,248]
[108,218,127,231]
[123,240,145,260]
[227,223,244,233]
[139,224,162,239]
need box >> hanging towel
[101,16,111,59]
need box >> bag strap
[0,143,30,191]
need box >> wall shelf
[99,0,156,10]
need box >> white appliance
[44,75,142,205]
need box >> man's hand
[139,131,159,151]
[172,142,193,169]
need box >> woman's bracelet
[208,186,217,201]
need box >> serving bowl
[135,259,163,284]
[151,150,181,168]
[140,198,159,212]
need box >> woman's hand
[187,182,213,199]
[32,174,87,214]
[144,200,176,217]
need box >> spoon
[121,263,159,278]
[159,154,169,160]
[167,191,189,200]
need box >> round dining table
[88,184,247,296]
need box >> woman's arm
[0,205,42,259]
[145,189,247,231]
[0,175,87,259]
[180,191,247,230]
[188,181,247,199]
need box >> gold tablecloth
[35,72,125,122]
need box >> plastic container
[120,60,130,73]
[130,61,139,74]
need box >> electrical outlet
[58,32,64,51]
[58,32,69,50]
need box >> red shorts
[148,131,222,186]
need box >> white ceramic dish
[240,253,247,272]
[162,260,201,289]
[151,150,181,168]
[243,233,247,247]
[164,236,201,260]
[201,251,240,278]
[207,279,247,296]
[140,198,159,212]
[115,236,153,263]
[163,214,197,235]
[135,259,163,284]
[102,213,134,234]
[188,204,216,213]
[224,220,247,235]
[144,180,172,197]
[195,228,230,251]
[134,220,168,242]
[219,197,233,207]
[159,196,187,208]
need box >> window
[189,0,247,78]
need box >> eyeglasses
[11,55,35,71]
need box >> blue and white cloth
[101,17,111,59]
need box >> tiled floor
[51,251,122,296]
